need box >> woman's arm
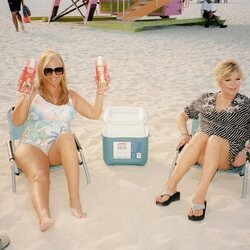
[176,111,191,150]
[12,95,32,126]
[232,142,250,167]
[70,89,103,120]
[177,111,190,135]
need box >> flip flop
[156,190,180,206]
[188,201,207,221]
[0,234,10,250]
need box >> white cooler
[102,106,148,166]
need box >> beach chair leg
[168,146,186,179]
[79,149,91,185]
[241,163,248,198]
[168,151,179,180]
[7,140,17,192]
[10,160,16,193]
[72,133,91,185]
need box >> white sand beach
[0,0,250,249]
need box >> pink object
[95,56,109,93]
[18,59,36,95]
[48,0,61,22]
[149,0,183,17]
[163,0,182,16]
[23,16,31,23]
[84,0,98,25]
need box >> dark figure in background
[7,0,24,32]
[201,0,227,28]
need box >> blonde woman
[155,59,250,221]
[13,49,105,231]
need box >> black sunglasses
[44,67,64,76]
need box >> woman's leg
[15,144,53,232]
[156,132,209,203]
[11,12,19,31]
[188,135,230,217]
[16,11,24,31]
[48,132,86,218]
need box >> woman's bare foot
[39,217,54,232]
[70,201,87,218]
[71,208,87,218]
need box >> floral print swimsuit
[20,94,76,155]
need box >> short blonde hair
[37,49,69,105]
[214,58,244,85]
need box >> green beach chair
[169,119,249,198]
[6,107,90,192]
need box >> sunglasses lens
[44,67,64,76]
[44,68,53,76]
[55,67,64,75]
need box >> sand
[0,0,250,249]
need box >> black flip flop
[156,191,180,206]
[188,201,207,221]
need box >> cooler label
[113,141,143,160]
[113,142,131,159]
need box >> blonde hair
[37,49,69,105]
[214,58,244,86]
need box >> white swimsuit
[20,94,76,155]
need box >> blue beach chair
[169,119,249,198]
[6,107,90,192]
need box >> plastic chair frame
[169,119,249,198]
[6,107,90,193]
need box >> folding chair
[6,107,90,193]
[49,0,88,22]
[169,119,249,198]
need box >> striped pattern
[184,92,250,164]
